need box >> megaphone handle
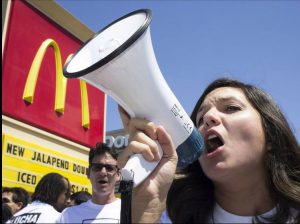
[121,141,163,187]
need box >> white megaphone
[63,9,204,187]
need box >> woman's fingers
[156,126,176,158]
[129,120,157,141]
[117,131,161,168]
[118,126,177,170]
[118,105,157,140]
[117,140,158,168]
[134,125,177,200]
[117,105,177,173]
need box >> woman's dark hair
[31,172,70,208]
[167,78,300,223]
[89,142,118,164]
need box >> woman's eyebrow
[198,96,243,113]
[217,96,241,103]
[218,96,246,107]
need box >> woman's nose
[203,109,220,129]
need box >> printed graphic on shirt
[9,213,41,223]
[82,218,120,223]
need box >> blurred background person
[2,187,30,215]
[6,172,70,223]
[68,191,91,206]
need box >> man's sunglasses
[89,163,119,173]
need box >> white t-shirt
[160,204,299,223]
[6,201,61,223]
[57,199,121,223]
[211,203,277,223]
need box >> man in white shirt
[7,172,70,223]
[57,143,121,223]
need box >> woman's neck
[214,175,275,216]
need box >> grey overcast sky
[56,0,300,142]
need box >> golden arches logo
[22,39,90,129]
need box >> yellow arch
[22,39,90,128]
[65,54,90,129]
[22,39,66,113]
[80,80,90,129]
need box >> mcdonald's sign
[2,0,105,147]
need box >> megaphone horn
[63,9,204,187]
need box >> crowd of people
[2,78,300,223]
[3,143,120,223]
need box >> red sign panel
[2,0,105,147]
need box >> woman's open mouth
[205,133,224,153]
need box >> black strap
[119,179,134,224]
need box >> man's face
[2,192,22,214]
[87,153,120,199]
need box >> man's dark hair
[31,172,70,207]
[89,142,118,164]
[70,191,91,205]
[2,187,30,209]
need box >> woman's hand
[117,106,178,223]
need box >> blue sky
[56,1,300,142]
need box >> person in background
[7,172,70,223]
[68,191,91,206]
[117,78,300,223]
[2,203,13,223]
[2,187,30,215]
[57,142,121,223]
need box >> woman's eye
[225,105,241,112]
